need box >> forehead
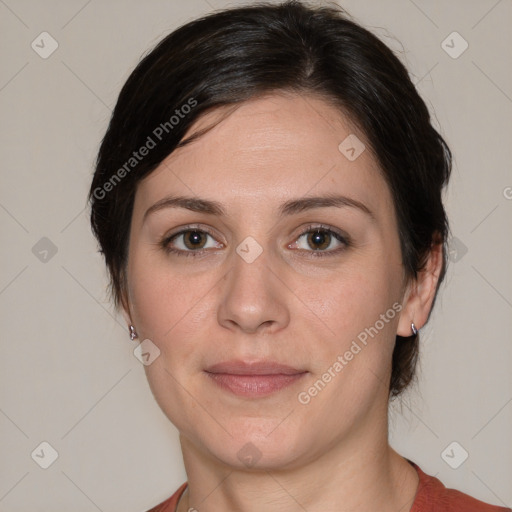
[135,93,392,218]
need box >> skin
[121,92,443,512]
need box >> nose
[217,243,290,335]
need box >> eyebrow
[143,194,375,222]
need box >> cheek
[127,246,214,343]
[295,263,402,407]
[294,268,401,419]
[127,255,217,431]
[300,260,400,339]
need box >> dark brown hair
[88,0,452,398]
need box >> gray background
[1,0,511,510]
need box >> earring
[411,323,418,336]
[129,324,138,340]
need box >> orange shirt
[146,460,511,511]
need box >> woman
[88,2,510,511]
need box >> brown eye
[306,230,332,251]
[182,230,208,250]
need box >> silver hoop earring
[411,323,418,336]
[129,324,138,340]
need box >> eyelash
[160,223,350,259]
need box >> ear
[397,238,444,337]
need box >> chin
[184,415,313,471]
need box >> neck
[176,410,419,512]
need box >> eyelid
[294,223,348,242]
[164,223,220,242]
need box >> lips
[205,360,305,375]
[204,360,307,398]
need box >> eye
[162,227,223,257]
[161,224,349,259]
[289,225,349,257]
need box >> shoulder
[143,468,511,512]
[409,460,511,512]
[144,483,188,512]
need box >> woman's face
[125,93,410,469]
